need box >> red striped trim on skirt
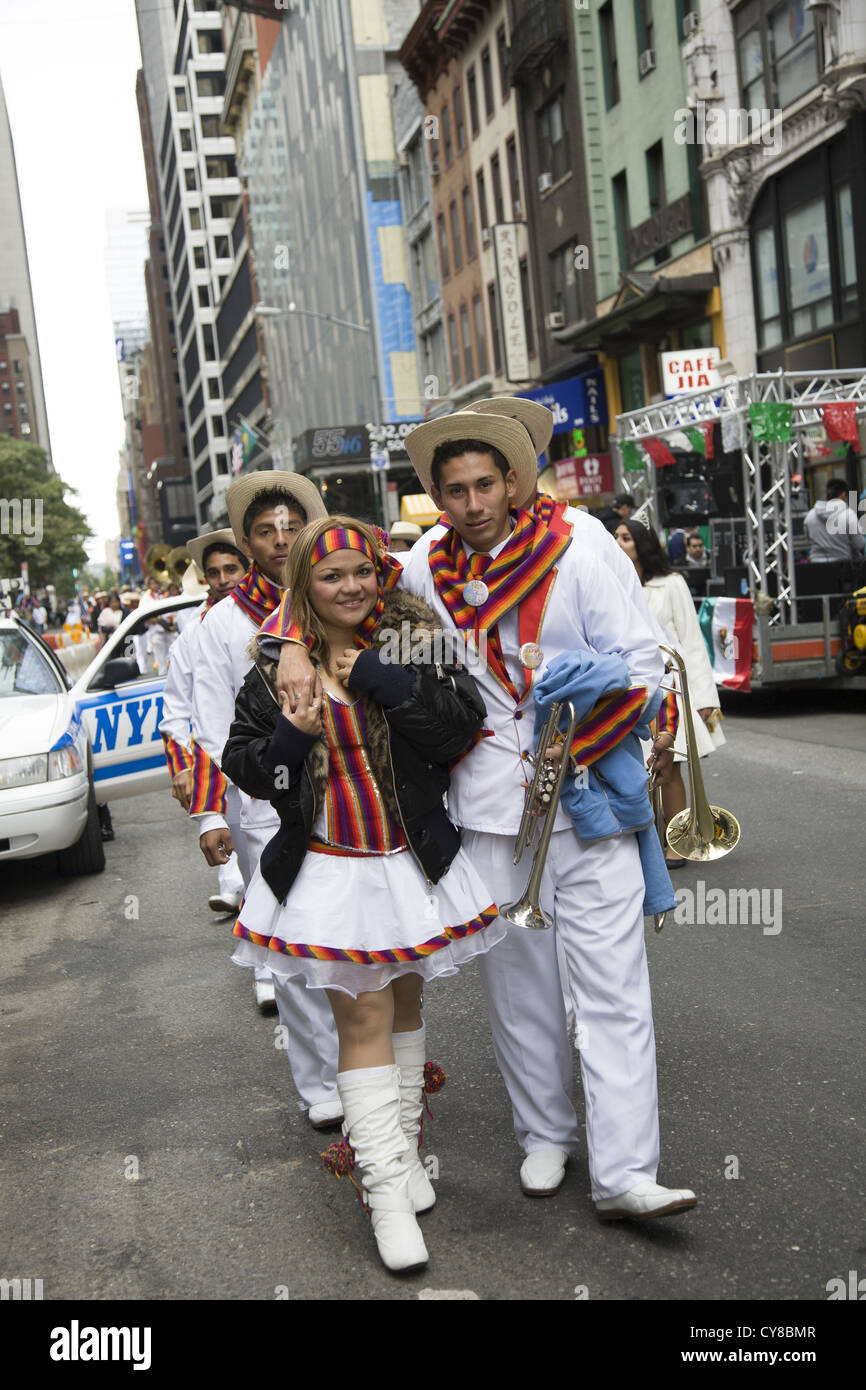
[233,904,499,964]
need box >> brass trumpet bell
[658,645,740,864]
[501,700,578,931]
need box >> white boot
[337,1065,429,1273]
[392,1026,436,1214]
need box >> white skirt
[231,841,505,998]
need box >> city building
[0,309,40,445]
[561,0,724,420]
[240,0,424,525]
[400,0,541,407]
[135,0,257,528]
[0,71,52,462]
[690,0,866,379]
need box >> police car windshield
[0,631,62,697]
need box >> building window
[645,141,668,264]
[549,243,581,327]
[473,294,488,376]
[441,102,453,166]
[196,71,225,99]
[735,0,820,111]
[198,285,210,307]
[450,199,463,271]
[460,303,474,380]
[520,257,535,354]
[206,156,236,180]
[184,168,197,191]
[612,171,629,272]
[193,246,207,269]
[454,84,466,153]
[414,227,438,305]
[476,169,489,230]
[599,1,619,109]
[467,64,480,137]
[174,87,188,113]
[200,114,221,138]
[754,224,782,348]
[496,23,509,101]
[506,136,521,218]
[836,184,857,314]
[448,313,461,384]
[180,129,193,152]
[636,0,654,60]
[438,213,450,280]
[491,153,505,224]
[189,207,202,230]
[784,198,833,336]
[487,282,502,373]
[462,185,476,260]
[537,92,570,184]
[481,44,494,119]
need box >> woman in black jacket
[222,517,502,1274]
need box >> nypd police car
[0,596,200,875]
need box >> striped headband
[311,527,377,564]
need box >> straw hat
[404,409,541,502]
[186,528,242,576]
[389,521,423,545]
[466,397,553,459]
[226,471,327,547]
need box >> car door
[70,597,201,803]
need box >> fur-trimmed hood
[245,588,445,825]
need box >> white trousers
[466,827,660,1200]
[217,851,244,898]
[234,816,339,1110]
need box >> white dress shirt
[400,524,663,836]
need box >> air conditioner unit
[682,10,699,38]
[513,199,523,219]
[481,226,491,247]
[639,48,656,76]
[545,311,565,330]
[538,172,554,193]
[398,149,409,169]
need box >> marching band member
[270,407,695,1221]
[190,472,341,1129]
[222,517,502,1273]
[158,530,248,913]
[614,518,725,867]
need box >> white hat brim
[404,411,538,502]
[226,471,327,547]
[186,528,242,575]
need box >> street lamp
[254,301,390,522]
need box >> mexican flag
[698,597,754,691]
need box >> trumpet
[656,645,740,862]
[500,700,578,931]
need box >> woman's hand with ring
[279,676,322,735]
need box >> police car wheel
[57,779,106,877]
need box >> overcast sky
[0,0,155,566]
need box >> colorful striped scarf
[427,508,570,701]
[230,562,284,626]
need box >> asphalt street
[1,689,864,1303]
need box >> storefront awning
[556,271,717,353]
[401,493,442,527]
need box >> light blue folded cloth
[534,651,675,916]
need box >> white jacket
[642,573,724,759]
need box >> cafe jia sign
[660,347,722,396]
